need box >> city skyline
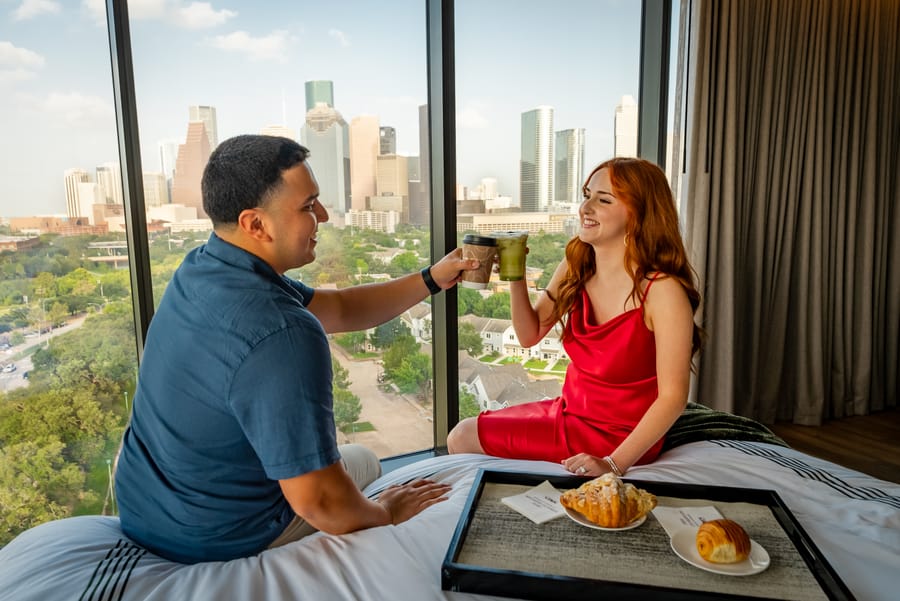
[0,0,643,218]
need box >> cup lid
[462,234,497,246]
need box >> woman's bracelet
[603,455,623,477]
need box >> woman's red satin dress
[478,284,661,464]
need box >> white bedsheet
[0,441,898,601]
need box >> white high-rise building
[95,162,123,206]
[189,105,218,150]
[615,95,638,157]
[555,128,585,203]
[158,138,179,201]
[142,172,169,208]
[63,169,90,220]
[349,115,380,211]
[301,102,350,216]
[520,105,554,212]
[481,177,498,200]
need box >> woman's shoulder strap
[640,272,662,305]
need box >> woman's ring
[577,466,586,475]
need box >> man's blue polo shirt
[115,233,340,563]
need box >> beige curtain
[683,0,900,425]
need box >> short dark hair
[202,135,310,226]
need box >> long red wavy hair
[546,157,703,357]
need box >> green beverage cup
[492,231,529,281]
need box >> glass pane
[0,6,137,546]
[454,0,642,417]
[128,0,431,457]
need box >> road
[331,342,434,457]
[0,315,87,393]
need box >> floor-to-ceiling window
[126,0,433,459]
[0,2,137,547]
[453,0,645,419]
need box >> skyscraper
[555,128,585,203]
[376,154,409,197]
[158,139,179,191]
[520,105,554,212]
[481,177,498,200]
[171,120,212,218]
[63,169,90,220]
[379,126,396,155]
[95,162,123,205]
[615,95,638,157]
[374,154,409,222]
[305,80,334,112]
[189,105,218,150]
[349,115,379,211]
[408,104,429,226]
[142,172,169,208]
[301,102,350,216]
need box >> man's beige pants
[267,444,382,549]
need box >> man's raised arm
[306,248,477,333]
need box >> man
[115,135,477,563]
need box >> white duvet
[1,441,898,601]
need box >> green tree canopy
[481,292,511,319]
[457,287,484,316]
[458,322,484,356]
[382,333,420,375]
[371,317,411,349]
[459,387,481,419]
[391,352,432,396]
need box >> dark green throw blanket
[662,402,788,451]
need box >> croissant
[559,473,657,528]
[696,519,751,563]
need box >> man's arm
[279,462,450,533]
[307,248,477,333]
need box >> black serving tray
[441,469,855,601]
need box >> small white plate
[670,528,770,576]
[563,506,648,531]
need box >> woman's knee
[447,417,483,454]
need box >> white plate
[563,506,648,531]
[670,528,770,576]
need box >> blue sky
[0,0,643,218]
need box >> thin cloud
[127,0,169,20]
[82,0,106,26]
[328,28,350,47]
[457,104,490,129]
[38,91,115,125]
[0,40,42,87]
[12,0,61,21]
[173,2,236,29]
[0,41,46,68]
[83,0,233,28]
[209,30,291,62]
[0,68,37,85]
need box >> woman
[447,158,702,477]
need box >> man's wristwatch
[420,266,442,295]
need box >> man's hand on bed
[376,479,452,525]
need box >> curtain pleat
[684,0,900,425]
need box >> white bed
[1,441,898,601]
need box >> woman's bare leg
[446,417,486,454]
